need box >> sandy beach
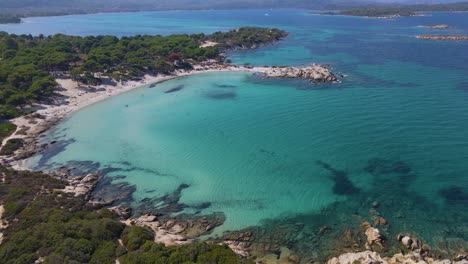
[1,64,257,168]
[1,62,338,170]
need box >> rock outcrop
[256,65,338,82]
[62,173,99,199]
[328,251,468,264]
[328,232,468,264]
[123,213,224,246]
[361,222,384,250]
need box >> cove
[10,8,468,259]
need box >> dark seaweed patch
[316,161,360,195]
[439,186,468,203]
[165,85,184,93]
[364,158,412,175]
[206,92,237,100]
[92,175,136,205]
[135,183,213,216]
[457,81,468,92]
[215,84,238,88]
[36,138,76,169]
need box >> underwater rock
[316,161,360,195]
[439,186,468,203]
[90,175,136,206]
[165,85,184,93]
[215,84,238,88]
[206,91,237,100]
[373,216,387,226]
[365,158,412,175]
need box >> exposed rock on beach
[255,64,338,83]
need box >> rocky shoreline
[255,64,338,83]
[18,152,467,264]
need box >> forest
[0,27,287,120]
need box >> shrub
[0,138,24,155]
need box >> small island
[416,35,468,40]
[420,24,450,29]
[338,7,417,18]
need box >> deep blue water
[2,9,468,260]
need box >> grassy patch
[0,123,17,144]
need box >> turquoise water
[4,9,468,259]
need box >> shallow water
[5,9,468,259]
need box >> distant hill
[0,0,467,20]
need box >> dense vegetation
[0,123,16,144]
[0,27,286,120]
[336,2,468,17]
[0,166,253,263]
[0,16,21,24]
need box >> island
[416,35,468,40]
[420,24,450,29]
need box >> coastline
[2,62,339,170]
[2,64,255,169]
